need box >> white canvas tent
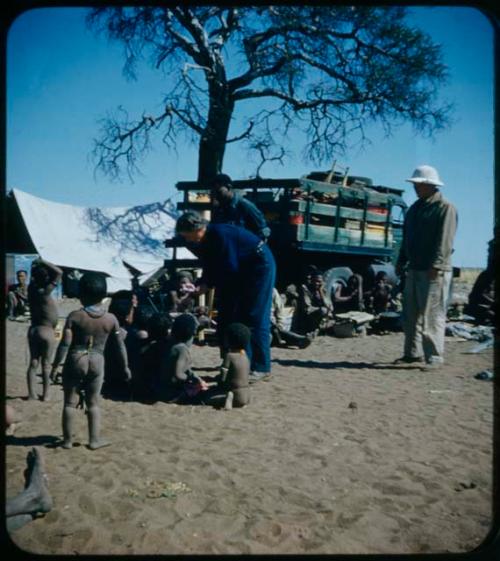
[11,188,194,292]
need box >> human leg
[27,327,40,400]
[421,271,451,364]
[38,326,56,401]
[242,248,276,373]
[6,447,52,530]
[402,270,424,359]
[7,292,18,318]
[279,328,312,348]
[84,358,110,450]
[62,364,84,449]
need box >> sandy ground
[4,298,495,555]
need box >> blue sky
[6,6,495,267]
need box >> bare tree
[88,6,452,183]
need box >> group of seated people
[98,283,248,409]
[279,266,399,339]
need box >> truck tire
[323,266,354,301]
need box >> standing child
[27,258,63,401]
[50,273,130,450]
[217,323,251,409]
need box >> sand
[4,299,494,555]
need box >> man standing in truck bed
[395,165,458,370]
[210,173,271,241]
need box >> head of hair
[108,298,133,325]
[17,269,28,276]
[176,270,194,283]
[111,290,134,303]
[134,305,155,331]
[375,271,389,282]
[212,173,232,189]
[147,313,172,340]
[225,322,251,350]
[79,273,107,305]
[303,265,320,280]
[31,263,50,285]
[171,313,199,342]
[175,211,209,234]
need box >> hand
[124,367,132,382]
[180,283,196,294]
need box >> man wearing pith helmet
[395,165,458,370]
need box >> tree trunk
[197,88,234,184]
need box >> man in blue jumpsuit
[210,173,271,241]
[176,212,276,382]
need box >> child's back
[222,351,250,407]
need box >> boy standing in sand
[26,258,63,401]
[50,273,130,450]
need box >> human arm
[429,203,458,278]
[33,258,63,294]
[110,319,131,381]
[239,198,271,240]
[50,318,72,379]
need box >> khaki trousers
[402,269,452,364]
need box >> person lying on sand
[6,447,53,533]
[50,273,130,450]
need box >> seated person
[126,305,155,383]
[139,313,172,401]
[333,273,365,314]
[464,267,495,326]
[206,323,251,409]
[165,270,214,330]
[294,268,333,334]
[271,288,312,348]
[365,271,395,315]
[7,269,29,319]
[50,273,130,450]
[153,313,208,403]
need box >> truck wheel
[323,266,354,300]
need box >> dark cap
[211,173,233,189]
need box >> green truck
[167,169,407,290]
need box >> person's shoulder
[439,196,456,211]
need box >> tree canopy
[88,6,452,183]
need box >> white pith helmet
[406,165,444,186]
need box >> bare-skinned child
[50,273,131,450]
[210,323,251,410]
[157,313,209,403]
[27,258,63,401]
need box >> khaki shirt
[397,190,457,271]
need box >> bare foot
[88,440,111,450]
[24,447,53,513]
[224,391,234,411]
[27,394,38,401]
[61,441,73,450]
